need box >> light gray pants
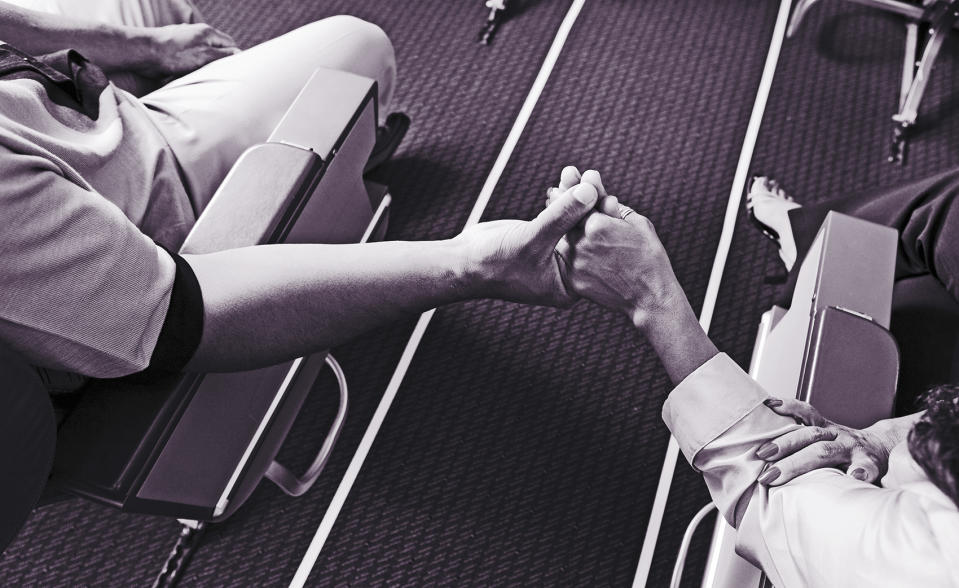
[12,0,397,209]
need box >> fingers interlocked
[547,166,635,225]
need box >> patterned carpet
[303,1,780,586]
[4,0,953,586]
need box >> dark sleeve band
[133,248,204,379]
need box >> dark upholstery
[0,346,56,553]
[891,274,959,413]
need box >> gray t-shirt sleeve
[0,146,177,378]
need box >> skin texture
[548,167,719,385]
[126,23,239,78]
[758,398,924,486]
[0,1,238,78]
[183,185,600,372]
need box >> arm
[670,357,958,587]
[557,169,959,587]
[0,1,237,77]
[181,185,603,372]
[183,240,472,371]
[1,146,597,377]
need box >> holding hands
[453,164,717,383]
[453,176,599,308]
[543,166,718,383]
[546,167,688,333]
[455,164,689,326]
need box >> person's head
[908,383,959,506]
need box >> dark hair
[908,384,959,507]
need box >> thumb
[847,447,881,483]
[529,183,598,244]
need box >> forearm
[0,2,152,71]
[182,240,475,372]
[635,293,719,386]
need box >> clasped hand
[455,166,688,335]
[548,166,687,331]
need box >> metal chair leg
[891,21,921,163]
[479,0,508,44]
[788,0,828,37]
[788,0,927,38]
[153,520,207,588]
[889,0,959,163]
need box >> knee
[316,15,395,72]
[314,15,396,107]
[285,15,396,109]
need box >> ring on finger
[619,205,636,221]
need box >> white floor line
[630,1,794,586]
[289,3,586,586]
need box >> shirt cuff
[661,353,768,470]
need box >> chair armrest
[182,66,378,254]
[799,306,899,428]
[181,143,324,252]
[753,212,898,399]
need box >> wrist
[633,290,718,385]
[446,236,487,299]
[109,26,159,73]
[638,297,698,350]
[628,284,691,334]
[868,411,923,450]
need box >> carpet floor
[3,0,944,586]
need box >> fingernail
[758,466,781,485]
[763,398,783,408]
[850,468,867,481]
[572,184,596,205]
[755,443,778,460]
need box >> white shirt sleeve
[662,353,959,587]
[0,146,176,377]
